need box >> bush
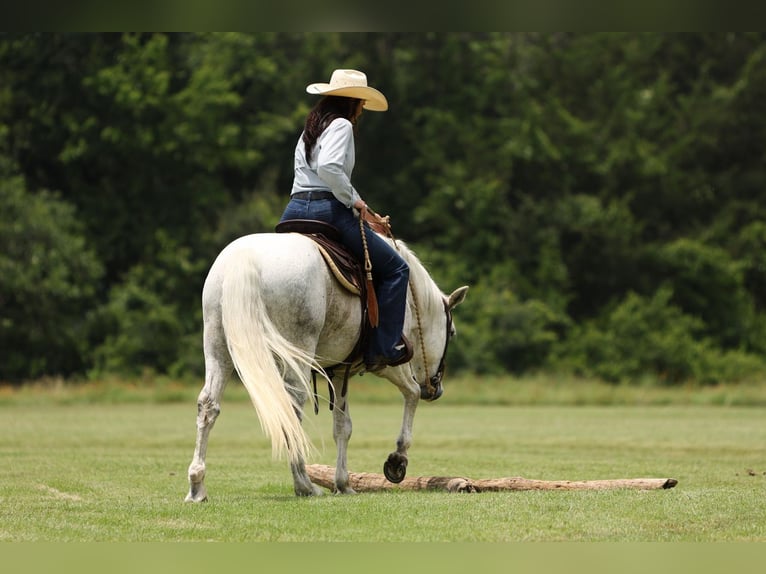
[653,238,755,349]
[554,286,766,384]
[88,231,205,378]
[697,348,766,385]
[451,268,569,374]
[89,280,186,376]
[0,173,103,381]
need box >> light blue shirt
[291,117,362,209]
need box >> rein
[361,207,452,397]
[359,215,379,328]
[408,282,451,396]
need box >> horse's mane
[391,238,445,312]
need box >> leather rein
[310,209,453,414]
[363,207,453,397]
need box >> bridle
[410,286,454,398]
[362,208,454,398]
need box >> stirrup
[387,334,413,367]
[366,335,413,371]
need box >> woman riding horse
[185,69,469,501]
[279,69,412,371]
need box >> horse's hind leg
[285,371,324,497]
[289,453,323,497]
[331,374,355,494]
[185,338,232,502]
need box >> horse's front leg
[331,375,355,494]
[384,376,420,483]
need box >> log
[305,464,678,493]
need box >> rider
[279,69,412,371]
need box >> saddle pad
[315,243,361,296]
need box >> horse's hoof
[383,453,408,483]
[311,484,325,496]
[185,484,208,503]
[295,484,324,497]
[334,486,357,495]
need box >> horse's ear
[447,286,469,310]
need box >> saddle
[275,219,372,373]
[275,219,362,296]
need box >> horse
[185,229,468,500]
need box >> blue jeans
[280,195,410,362]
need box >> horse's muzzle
[420,380,443,401]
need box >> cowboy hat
[306,69,388,112]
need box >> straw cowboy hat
[306,69,388,111]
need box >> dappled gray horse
[186,231,468,500]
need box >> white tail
[220,257,318,464]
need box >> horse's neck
[397,242,442,310]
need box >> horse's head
[378,240,468,402]
[412,285,469,401]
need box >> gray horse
[186,231,468,500]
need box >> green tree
[0,167,102,381]
[2,33,766,383]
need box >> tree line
[2,32,765,385]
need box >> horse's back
[204,232,360,365]
[204,233,318,303]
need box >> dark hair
[302,96,361,163]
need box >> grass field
[1,377,764,542]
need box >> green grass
[5,371,766,407]
[1,390,765,541]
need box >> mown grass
[4,371,766,407]
[1,378,765,541]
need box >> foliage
[2,33,766,385]
[88,231,206,378]
[450,263,569,374]
[652,238,757,350]
[553,287,766,385]
[0,164,102,381]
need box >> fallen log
[306,464,678,493]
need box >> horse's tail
[220,251,318,464]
